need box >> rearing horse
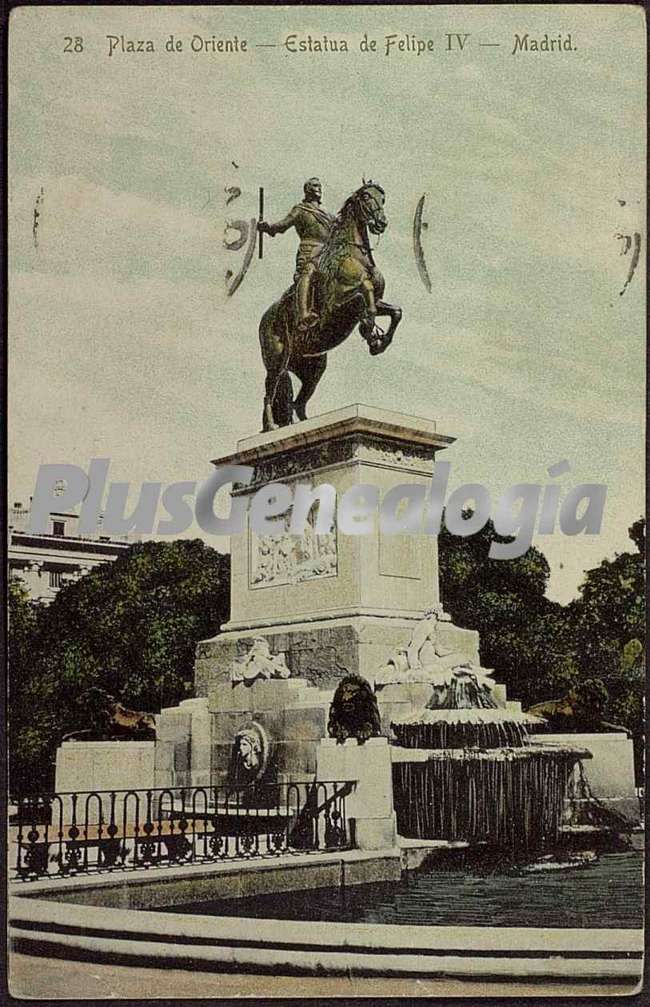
[259,182,402,431]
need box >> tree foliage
[7,581,56,796]
[438,517,572,709]
[8,540,229,793]
[439,516,645,778]
[569,518,645,774]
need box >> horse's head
[349,182,387,235]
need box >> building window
[49,571,63,589]
[52,520,65,537]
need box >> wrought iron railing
[11,781,355,881]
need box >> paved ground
[8,953,641,1000]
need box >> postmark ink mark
[617,231,641,297]
[32,187,44,248]
[413,194,432,293]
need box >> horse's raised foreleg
[358,277,378,345]
[359,280,396,356]
[373,300,403,354]
[293,354,327,422]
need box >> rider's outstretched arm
[259,206,299,237]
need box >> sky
[8,4,646,603]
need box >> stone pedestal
[54,740,155,824]
[196,404,457,698]
[316,737,397,850]
[531,731,640,824]
[154,698,211,791]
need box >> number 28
[63,37,83,53]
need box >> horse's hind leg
[262,370,278,431]
[275,371,294,426]
[263,366,293,430]
[293,355,327,422]
[260,303,295,430]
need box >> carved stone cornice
[215,404,455,494]
[230,432,441,494]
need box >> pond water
[161,850,643,929]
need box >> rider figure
[258,178,334,333]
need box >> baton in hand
[258,187,264,259]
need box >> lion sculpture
[62,687,156,742]
[327,674,382,744]
[527,678,629,735]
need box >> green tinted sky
[9,4,646,601]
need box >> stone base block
[55,741,155,825]
[353,813,398,851]
[155,707,192,741]
[272,739,317,777]
[316,736,395,832]
[195,616,480,696]
[207,677,323,716]
[531,731,640,825]
[316,738,397,850]
[154,698,211,791]
[375,682,432,737]
[284,706,328,741]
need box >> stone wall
[54,740,155,825]
[531,731,640,824]
[316,737,397,850]
[154,699,211,791]
[208,677,332,786]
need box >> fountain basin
[391,745,590,846]
[9,847,643,981]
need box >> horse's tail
[259,292,292,360]
[258,302,277,366]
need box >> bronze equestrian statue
[257,180,402,431]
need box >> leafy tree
[438,516,574,710]
[629,517,645,554]
[569,519,645,776]
[8,540,230,794]
[439,515,645,781]
[7,580,54,795]
[571,677,609,726]
[571,519,645,676]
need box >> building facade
[8,500,134,603]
